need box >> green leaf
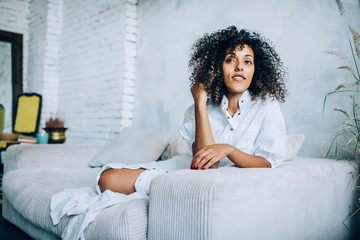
[349,38,360,78]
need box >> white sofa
[2,144,359,240]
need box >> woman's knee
[98,169,118,193]
[98,168,145,194]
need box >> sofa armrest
[148,157,357,240]
[3,144,104,174]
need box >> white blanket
[51,187,146,240]
[49,157,193,239]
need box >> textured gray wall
[135,0,360,158]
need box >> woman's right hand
[191,83,208,105]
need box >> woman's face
[222,44,255,96]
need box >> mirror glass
[0,41,12,132]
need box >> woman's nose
[235,63,243,71]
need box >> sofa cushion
[160,135,190,160]
[148,157,356,240]
[285,134,305,161]
[89,127,172,167]
[3,144,104,174]
[2,167,149,239]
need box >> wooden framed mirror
[0,30,23,131]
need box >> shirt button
[227,117,230,119]
[238,113,240,115]
[230,128,234,131]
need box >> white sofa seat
[2,144,359,240]
[3,166,149,240]
[3,168,99,237]
[148,157,359,240]
[2,144,149,240]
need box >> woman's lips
[232,74,245,81]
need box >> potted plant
[43,117,68,143]
[323,0,360,218]
[323,0,360,160]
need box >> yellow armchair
[13,93,42,136]
[0,93,42,150]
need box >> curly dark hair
[189,26,287,105]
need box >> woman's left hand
[191,144,234,170]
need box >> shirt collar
[220,90,252,111]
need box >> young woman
[97,26,287,196]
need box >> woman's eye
[245,60,253,65]
[226,58,235,63]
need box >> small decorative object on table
[43,117,68,144]
[36,132,49,144]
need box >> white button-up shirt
[179,90,286,168]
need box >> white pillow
[285,134,305,161]
[89,127,172,167]
[159,135,190,160]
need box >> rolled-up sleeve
[178,105,195,152]
[252,101,286,168]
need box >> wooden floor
[0,206,33,239]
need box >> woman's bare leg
[98,168,146,195]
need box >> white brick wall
[0,0,137,144]
[0,0,30,132]
[41,0,63,130]
[120,0,137,128]
[40,0,62,130]
[58,0,137,143]
[26,0,46,94]
[0,0,61,132]
[24,0,63,131]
